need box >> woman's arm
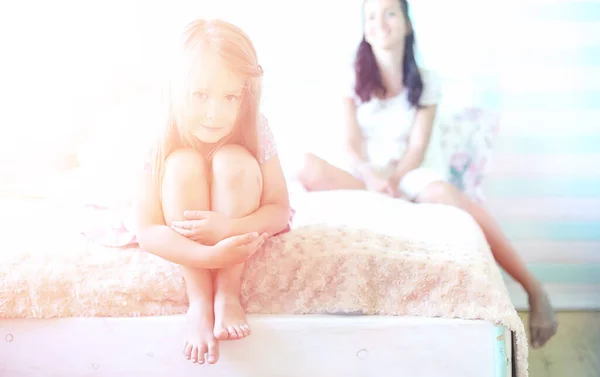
[391,104,438,183]
[342,97,373,178]
[227,154,291,237]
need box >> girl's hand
[211,232,269,268]
[171,211,233,246]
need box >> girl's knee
[212,144,261,185]
[163,148,209,185]
[416,181,463,206]
[161,149,211,214]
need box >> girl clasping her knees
[132,19,291,365]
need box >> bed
[1,315,513,377]
[0,188,527,377]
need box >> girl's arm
[391,104,438,183]
[132,171,224,269]
[227,154,291,237]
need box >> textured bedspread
[0,191,528,376]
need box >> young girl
[132,19,291,365]
[298,0,558,348]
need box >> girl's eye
[386,11,396,17]
[194,92,207,100]
[225,94,240,102]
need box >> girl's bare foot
[213,293,251,340]
[528,285,558,348]
[183,303,219,364]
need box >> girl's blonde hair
[152,18,263,196]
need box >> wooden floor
[518,311,600,377]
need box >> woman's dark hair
[354,0,423,108]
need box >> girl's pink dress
[82,114,293,248]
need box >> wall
[406,0,599,309]
[475,1,600,308]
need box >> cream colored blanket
[0,191,527,376]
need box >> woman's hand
[363,171,399,197]
[171,211,233,246]
[386,175,404,198]
[211,232,269,268]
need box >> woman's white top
[345,68,446,179]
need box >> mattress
[0,314,513,377]
[0,190,528,376]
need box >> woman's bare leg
[210,144,263,340]
[298,153,366,191]
[162,148,218,364]
[416,181,558,348]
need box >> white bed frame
[0,314,513,377]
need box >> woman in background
[298,0,557,348]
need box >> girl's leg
[210,144,263,341]
[415,181,558,348]
[298,152,366,191]
[161,148,218,364]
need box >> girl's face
[180,49,246,144]
[363,0,409,51]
